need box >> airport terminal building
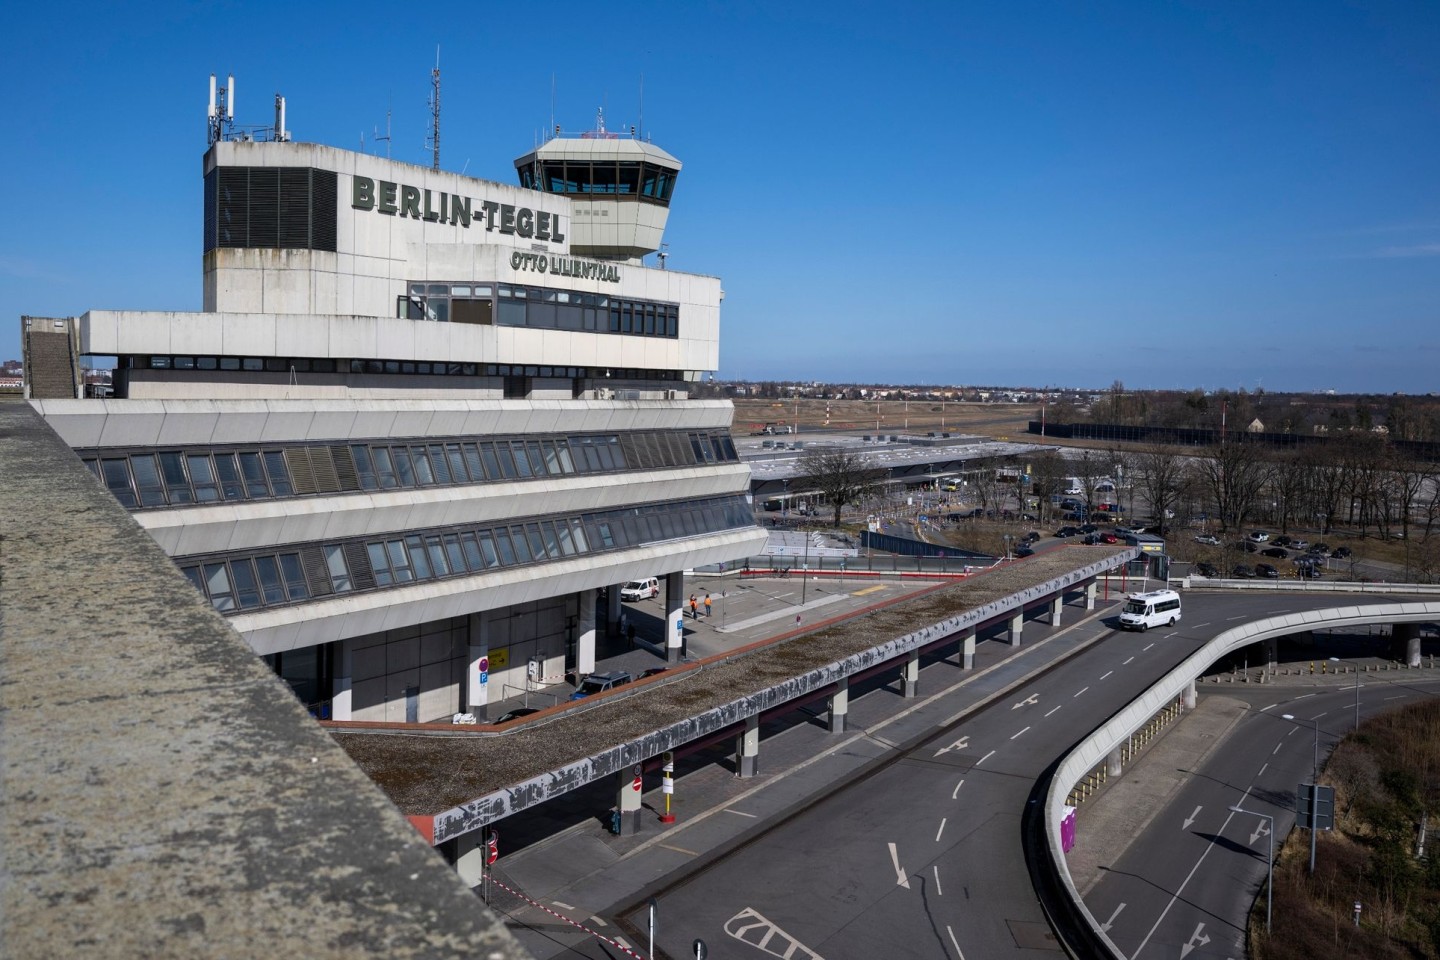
[25,104,766,723]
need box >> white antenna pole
[227,75,235,119]
[430,46,441,171]
[638,73,643,140]
[280,95,287,141]
[208,74,217,118]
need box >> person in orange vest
[689,595,698,619]
[704,592,712,617]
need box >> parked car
[1194,534,1221,546]
[1232,564,1255,578]
[620,577,660,601]
[1311,542,1331,554]
[570,670,634,700]
[1196,562,1219,577]
[1273,535,1292,547]
[1055,526,1080,538]
[1255,563,1280,579]
[1261,547,1288,559]
[1082,534,1099,545]
[1013,545,1036,558]
[1080,523,1098,534]
[640,667,669,679]
[1098,532,1119,544]
[1295,563,1324,580]
[1240,541,1259,553]
[494,707,540,724]
[1289,539,1309,551]
[1249,531,1270,542]
[1021,531,1041,544]
[1331,546,1352,559]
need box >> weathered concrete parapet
[0,401,531,959]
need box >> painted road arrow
[888,842,911,889]
[933,735,970,758]
[1099,902,1126,933]
[1180,922,1210,958]
[1012,694,1039,710]
[1183,806,1202,830]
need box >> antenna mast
[428,47,441,171]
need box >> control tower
[515,111,680,265]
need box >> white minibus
[1117,589,1182,631]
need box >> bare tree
[795,447,887,526]
[1028,449,1070,525]
[1131,443,1188,533]
[1194,440,1272,532]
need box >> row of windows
[179,495,752,614]
[398,282,680,339]
[82,430,739,509]
[121,355,683,383]
[518,160,678,203]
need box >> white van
[1117,589,1181,631]
[620,577,660,601]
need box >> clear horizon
[3,1,1436,394]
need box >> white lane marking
[1123,656,1135,664]
[947,924,966,959]
[1100,670,1114,680]
[1011,726,1031,740]
[1074,686,1090,698]
[952,778,965,800]
[975,750,996,766]
[1012,693,1039,710]
[552,900,575,911]
[590,916,608,926]
[1226,615,1247,621]
[933,865,943,896]
[724,808,758,818]
[1258,763,1268,776]
[1183,806,1201,829]
[1045,705,1062,717]
[936,818,947,843]
[724,907,825,960]
[1142,643,1155,651]
[934,735,971,758]
[1272,743,1282,755]
[1385,695,1405,701]
[1191,621,1210,628]
[1294,693,1316,700]
[1100,901,1127,933]
[1180,922,1210,958]
[1261,703,1278,712]
[658,842,699,856]
[1131,788,1253,958]
[888,842,911,889]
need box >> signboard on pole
[1296,783,1335,830]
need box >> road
[1086,677,1440,960]
[621,593,1391,959]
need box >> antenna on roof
[638,73,643,140]
[373,96,392,158]
[549,73,556,141]
[427,46,441,171]
[273,94,288,143]
[206,73,235,145]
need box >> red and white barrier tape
[488,876,644,959]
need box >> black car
[494,707,540,724]
[1241,541,1259,553]
[1082,534,1100,545]
[1021,531,1041,544]
[1196,562,1219,577]
[1013,545,1036,558]
[1295,563,1323,580]
[1331,546,1352,559]
[1232,564,1255,578]
[1255,563,1280,579]
[1273,535,1292,547]
[1311,542,1331,554]
[1055,526,1080,538]
[1261,547,1288,559]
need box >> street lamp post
[1230,804,1274,934]
[1329,657,1360,731]
[1003,534,1013,561]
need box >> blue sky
[3,1,1437,393]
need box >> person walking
[689,595,698,619]
[703,592,712,617]
[626,621,636,647]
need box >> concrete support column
[330,638,353,721]
[1182,677,1197,710]
[466,613,490,721]
[576,588,597,676]
[606,584,621,636]
[1049,597,1063,627]
[1398,623,1422,667]
[961,628,976,670]
[1107,747,1123,778]
[1009,612,1024,647]
[736,715,760,778]
[1263,637,1278,674]
[902,649,920,698]
[615,766,644,836]
[665,572,686,664]
[1085,582,1097,611]
[828,678,849,733]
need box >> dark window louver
[207,165,337,253]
